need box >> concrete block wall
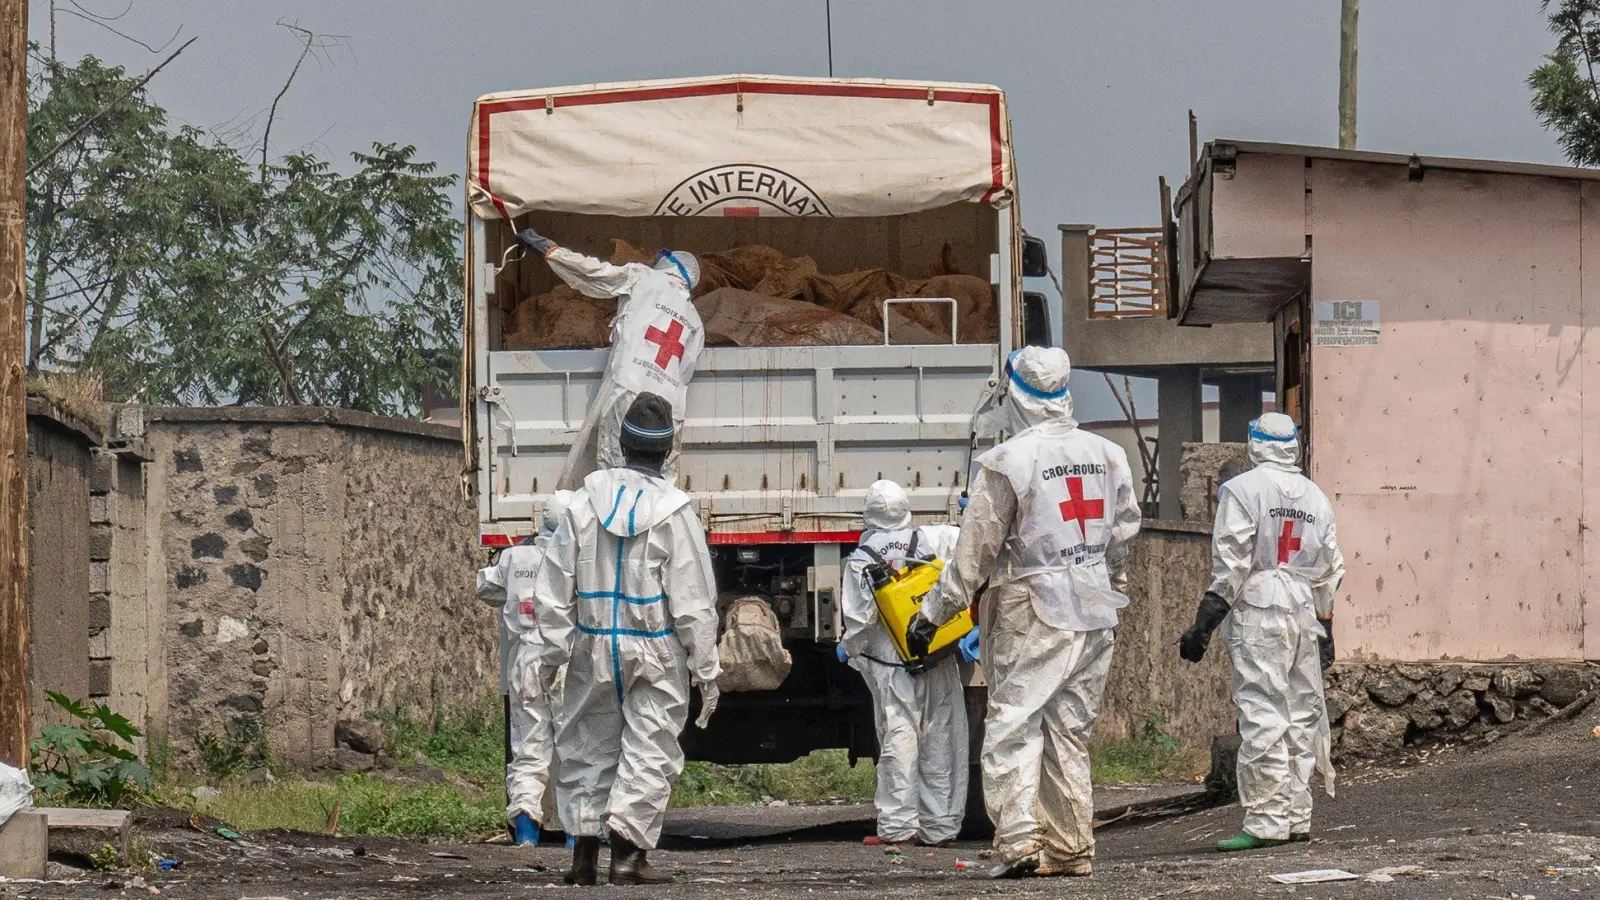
[1101,519,1236,759]
[25,401,98,728]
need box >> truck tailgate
[481,344,997,534]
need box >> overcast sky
[29,0,1568,419]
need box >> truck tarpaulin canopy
[469,75,1013,220]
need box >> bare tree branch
[58,3,182,54]
[261,22,315,180]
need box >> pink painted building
[1175,140,1600,664]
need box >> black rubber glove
[1318,619,1335,671]
[1178,591,1230,663]
[516,228,556,256]
[906,615,939,659]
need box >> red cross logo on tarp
[1058,476,1104,539]
[644,319,687,369]
[518,601,536,619]
[1276,520,1302,564]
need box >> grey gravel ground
[6,702,1597,900]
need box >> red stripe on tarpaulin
[980,97,1003,204]
[708,530,861,546]
[474,80,1006,217]
[475,104,511,220]
[722,206,761,217]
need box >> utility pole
[825,0,834,77]
[0,0,32,768]
[1338,0,1359,149]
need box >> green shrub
[29,692,149,807]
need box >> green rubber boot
[1217,831,1289,853]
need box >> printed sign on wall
[1313,300,1380,348]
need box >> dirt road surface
[6,702,1597,900]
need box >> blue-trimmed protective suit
[535,467,720,850]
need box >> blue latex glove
[958,495,969,513]
[835,642,849,663]
[517,228,556,256]
[957,628,981,664]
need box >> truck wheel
[958,763,992,840]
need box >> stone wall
[146,408,492,764]
[1326,662,1600,759]
[1177,441,1250,524]
[1099,519,1236,758]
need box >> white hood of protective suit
[1247,412,1301,472]
[863,480,913,532]
[542,489,577,535]
[1005,346,1076,433]
[583,467,691,538]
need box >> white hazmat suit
[920,347,1140,876]
[841,480,968,846]
[535,466,721,850]
[476,491,575,830]
[540,246,705,486]
[1208,413,1344,844]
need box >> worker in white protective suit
[476,490,576,847]
[840,480,968,847]
[515,227,704,486]
[535,392,721,887]
[1178,412,1344,853]
[909,346,1140,879]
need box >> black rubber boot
[564,836,600,886]
[608,834,673,885]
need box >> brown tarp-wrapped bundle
[504,240,997,350]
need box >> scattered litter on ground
[1325,824,1357,832]
[430,852,471,860]
[214,827,241,841]
[155,858,182,870]
[1363,864,1426,882]
[1268,868,1360,884]
[954,859,974,871]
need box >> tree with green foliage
[26,49,461,415]
[1531,0,1600,166]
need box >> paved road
[9,703,1597,899]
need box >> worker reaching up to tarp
[1178,412,1344,853]
[476,490,577,847]
[839,480,968,848]
[515,227,704,488]
[910,346,1140,879]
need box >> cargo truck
[462,75,1052,827]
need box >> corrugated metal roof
[1218,139,1600,183]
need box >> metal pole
[1338,0,1358,149]
[825,0,834,77]
[0,0,33,768]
